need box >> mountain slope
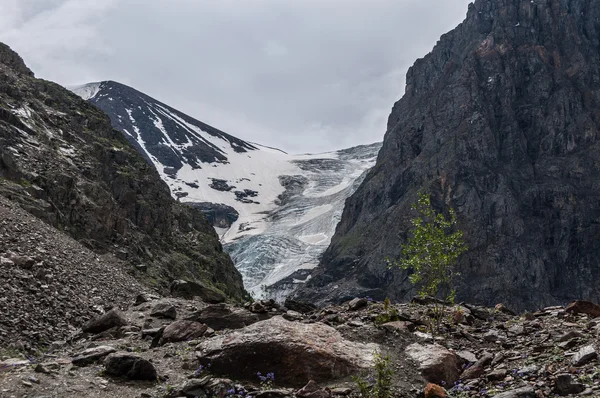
[295,0,600,310]
[0,43,246,303]
[72,81,381,296]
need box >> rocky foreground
[0,292,599,398]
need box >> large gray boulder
[82,309,127,334]
[405,343,463,385]
[196,316,377,386]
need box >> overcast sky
[0,0,471,153]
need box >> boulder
[103,352,157,381]
[381,321,414,333]
[405,343,462,385]
[284,299,317,314]
[196,316,377,386]
[160,320,208,344]
[554,373,585,396]
[424,383,446,398]
[461,352,493,380]
[347,298,368,311]
[170,280,226,303]
[571,345,598,366]
[187,303,260,330]
[72,346,116,366]
[82,309,127,334]
[492,387,536,398]
[565,300,600,318]
[150,302,177,319]
[495,303,516,316]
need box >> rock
[297,380,331,398]
[134,294,150,306]
[483,329,506,342]
[284,299,317,314]
[170,280,226,304]
[455,350,477,364]
[347,298,368,311]
[405,343,462,385]
[160,320,208,344]
[424,383,446,398]
[0,358,30,367]
[571,345,598,366]
[565,301,600,318]
[0,256,14,267]
[150,302,177,319]
[255,390,292,398]
[330,387,352,395]
[507,324,525,336]
[103,352,157,381]
[72,345,116,366]
[495,303,516,316]
[381,321,414,333]
[493,387,536,398]
[196,316,377,386]
[518,364,539,377]
[557,330,584,342]
[283,310,303,322]
[6,252,35,270]
[187,303,260,330]
[487,369,507,381]
[82,309,128,334]
[554,373,585,396]
[141,327,163,338]
[461,352,493,380]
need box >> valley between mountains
[1,0,600,397]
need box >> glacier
[71,81,381,298]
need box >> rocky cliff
[296,0,600,311]
[0,43,246,302]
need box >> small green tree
[389,192,467,336]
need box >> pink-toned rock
[196,316,378,386]
[565,300,600,318]
[381,321,415,332]
[405,343,462,385]
[161,320,208,344]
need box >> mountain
[295,0,600,311]
[71,81,381,297]
[0,43,246,309]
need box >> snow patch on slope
[69,82,102,100]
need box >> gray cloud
[0,0,472,153]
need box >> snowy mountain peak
[71,80,257,174]
[71,80,381,298]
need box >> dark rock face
[0,43,246,302]
[0,43,33,77]
[297,0,600,311]
[188,202,239,229]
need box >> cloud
[0,0,472,153]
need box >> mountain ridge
[0,43,246,304]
